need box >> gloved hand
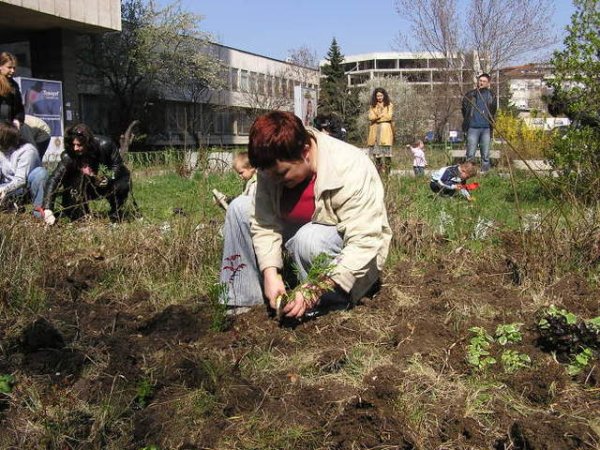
[44,209,56,225]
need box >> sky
[162,0,576,63]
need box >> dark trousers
[60,175,130,221]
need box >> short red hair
[248,111,310,169]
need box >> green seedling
[501,350,531,373]
[586,317,600,331]
[207,282,229,332]
[538,305,577,329]
[135,378,155,408]
[495,323,524,345]
[0,374,14,394]
[466,327,497,370]
[567,347,594,376]
[276,253,335,320]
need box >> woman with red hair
[220,111,391,318]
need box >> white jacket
[251,130,392,299]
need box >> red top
[281,175,316,224]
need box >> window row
[228,68,317,99]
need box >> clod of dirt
[315,348,348,373]
[494,417,590,450]
[139,305,208,343]
[502,364,567,405]
[20,318,65,352]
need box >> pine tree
[319,38,361,141]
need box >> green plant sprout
[0,374,14,394]
[466,327,497,370]
[501,350,531,373]
[207,282,229,332]
[567,347,594,376]
[538,305,577,329]
[276,253,335,320]
[135,378,155,408]
[495,323,524,345]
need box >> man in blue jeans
[0,121,47,219]
[462,73,497,172]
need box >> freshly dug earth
[0,241,598,449]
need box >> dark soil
[0,238,598,449]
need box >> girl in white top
[408,139,427,176]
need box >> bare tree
[395,0,557,74]
[467,0,557,72]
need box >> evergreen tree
[319,38,361,143]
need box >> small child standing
[430,161,478,201]
[408,140,427,176]
[213,151,257,210]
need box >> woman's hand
[282,288,319,319]
[263,267,286,309]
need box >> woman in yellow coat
[367,87,394,175]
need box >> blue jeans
[219,195,346,308]
[5,166,48,218]
[466,127,491,171]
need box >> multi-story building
[499,63,554,113]
[335,51,481,92]
[0,1,319,147]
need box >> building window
[257,73,265,95]
[249,72,257,93]
[240,70,249,92]
[358,60,375,70]
[230,68,239,91]
[376,59,396,69]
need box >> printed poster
[16,77,64,160]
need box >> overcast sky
[162,0,576,63]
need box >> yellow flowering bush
[494,111,557,160]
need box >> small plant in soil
[501,349,531,373]
[567,347,594,376]
[207,282,229,332]
[0,374,14,394]
[276,253,335,320]
[467,327,497,370]
[536,305,599,377]
[135,378,155,409]
[495,323,524,345]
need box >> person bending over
[430,161,478,201]
[219,111,391,318]
[43,123,131,225]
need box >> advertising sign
[15,77,64,161]
[293,86,317,127]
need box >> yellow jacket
[367,103,394,147]
[250,130,392,300]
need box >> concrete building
[0,1,319,147]
[500,63,554,113]
[334,51,481,92]
[0,0,121,129]
[143,43,319,147]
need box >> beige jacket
[367,103,394,147]
[251,130,392,300]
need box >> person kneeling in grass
[0,121,47,219]
[219,111,391,318]
[430,160,478,202]
[42,123,131,225]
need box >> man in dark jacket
[462,73,497,173]
[43,123,131,224]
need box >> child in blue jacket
[430,161,478,201]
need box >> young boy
[213,151,257,210]
[430,160,478,201]
[408,139,427,176]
